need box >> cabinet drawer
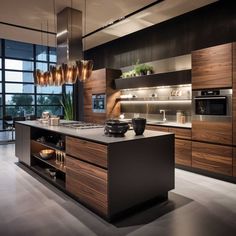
[146,125,169,132]
[66,136,107,168]
[192,120,232,145]
[233,148,236,177]
[175,139,191,167]
[169,127,191,140]
[192,142,232,176]
[66,155,108,216]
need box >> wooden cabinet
[66,155,108,216]
[192,43,233,90]
[192,120,232,145]
[146,125,192,167]
[192,141,232,176]
[83,68,121,124]
[15,123,31,166]
[175,139,191,167]
[169,127,191,140]
[146,125,169,132]
[233,148,236,177]
[233,43,236,145]
[66,136,107,168]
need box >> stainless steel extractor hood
[57,7,83,65]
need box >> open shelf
[32,153,66,173]
[115,69,191,89]
[31,139,65,152]
[31,165,65,190]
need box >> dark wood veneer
[66,155,108,216]
[66,136,108,168]
[175,139,191,167]
[192,43,232,90]
[233,148,236,177]
[146,125,169,132]
[192,141,232,176]
[169,127,191,140]
[192,120,232,145]
[233,42,236,146]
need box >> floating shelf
[32,153,66,173]
[31,139,65,152]
[115,70,191,89]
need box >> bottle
[176,111,182,123]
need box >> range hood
[57,7,83,65]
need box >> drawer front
[192,142,232,176]
[66,136,107,168]
[169,127,191,140]
[66,155,108,216]
[233,148,236,177]
[192,120,232,145]
[146,125,169,132]
[175,139,192,167]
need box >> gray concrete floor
[0,144,236,236]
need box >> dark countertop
[17,120,173,145]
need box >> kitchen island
[15,120,174,221]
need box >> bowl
[39,149,54,159]
[104,119,130,137]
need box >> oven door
[194,96,227,116]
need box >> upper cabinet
[192,43,233,90]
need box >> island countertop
[17,120,173,145]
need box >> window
[5,40,33,60]
[0,38,73,131]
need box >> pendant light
[77,0,93,82]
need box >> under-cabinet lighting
[120,100,191,104]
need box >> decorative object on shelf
[121,60,154,78]
[39,149,55,159]
[46,168,57,179]
[104,119,130,137]
[34,0,93,86]
[55,150,65,165]
[132,118,146,135]
[49,117,60,126]
[60,92,73,120]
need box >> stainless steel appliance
[192,89,232,121]
[92,94,106,113]
[60,121,103,129]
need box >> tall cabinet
[191,42,236,178]
[83,68,121,124]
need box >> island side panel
[108,134,175,218]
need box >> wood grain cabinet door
[65,155,108,216]
[192,43,232,90]
[233,42,236,145]
[66,136,108,168]
[192,120,232,145]
[175,139,192,167]
[233,148,236,177]
[168,127,191,140]
[146,125,169,132]
[192,141,232,176]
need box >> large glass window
[5,40,33,60]
[0,38,72,132]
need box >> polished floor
[0,144,236,236]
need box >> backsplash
[119,84,192,122]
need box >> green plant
[134,63,154,75]
[60,92,73,120]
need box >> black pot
[104,119,129,137]
[132,118,146,135]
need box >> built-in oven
[92,93,106,113]
[192,89,232,121]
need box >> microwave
[192,89,232,120]
[92,94,106,113]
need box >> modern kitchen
[0,0,236,235]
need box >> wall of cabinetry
[146,125,192,167]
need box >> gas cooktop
[60,121,104,129]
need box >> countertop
[17,120,173,145]
[120,119,192,129]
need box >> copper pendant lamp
[77,60,93,82]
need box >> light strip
[120,100,191,104]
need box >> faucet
[160,110,166,122]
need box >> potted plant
[60,92,73,120]
[134,63,154,76]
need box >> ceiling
[0,0,218,50]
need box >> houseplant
[60,92,73,120]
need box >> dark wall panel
[85,1,236,70]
